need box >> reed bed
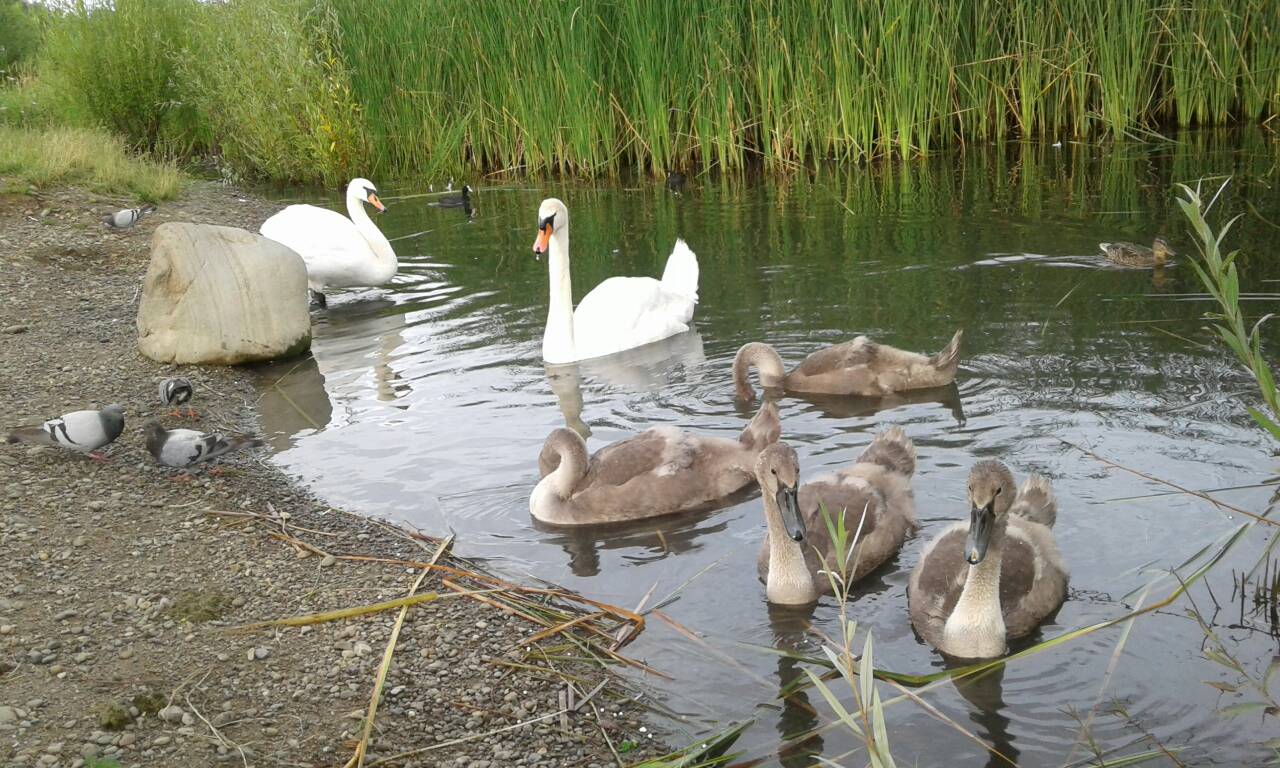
[9,0,1280,181]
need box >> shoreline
[0,180,664,767]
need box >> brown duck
[1099,237,1173,268]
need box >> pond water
[255,132,1280,767]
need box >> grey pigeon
[144,422,262,469]
[102,205,157,229]
[6,404,126,458]
[158,377,197,418]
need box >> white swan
[260,178,397,307]
[531,198,699,364]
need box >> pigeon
[102,205,157,229]
[144,422,262,472]
[158,377,197,419]
[6,404,126,459]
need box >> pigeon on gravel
[144,421,262,471]
[6,404,126,459]
[102,205,157,229]
[158,377,197,418]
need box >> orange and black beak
[366,190,386,213]
[532,213,554,260]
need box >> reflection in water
[545,330,705,437]
[952,664,1020,768]
[766,602,825,767]
[532,503,745,578]
[795,382,967,426]
[256,354,333,452]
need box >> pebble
[2,324,29,334]
[158,705,185,723]
[250,646,270,660]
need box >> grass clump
[130,689,165,716]
[95,702,134,731]
[168,590,233,623]
[0,125,183,201]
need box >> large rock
[137,223,311,365]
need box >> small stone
[353,641,372,657]
[80,744,99,759]
[320,554,336,567]
[158,705,185,723]
[249,646,270,660]
[118,648,134,660]
[117,733,136,747]
[0,625,13,635]
[153,735,172,746]
[1,325,29,334]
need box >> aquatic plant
[8,0,1279,180]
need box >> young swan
[529,399,780,526]
[1099,237,1174,269]
[755,428,919,605]
[908,460,1068,658]
[733,330,963,401]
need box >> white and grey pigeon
[6,404,126,459]
[102,205,157,229]
[144,422,262,471]
[158,377,197,418]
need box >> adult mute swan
[259,178,396,307]
[530,198,699,364]
[908,460,1068,658]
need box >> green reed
[14,0,1280,181]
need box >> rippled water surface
[255,134,1280,766]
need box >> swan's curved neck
[764,493,815,604]
[943,522,1007,656]
[543,229,576,362]
[546,431,588,499]
[346,192,397,280]
[734,343,787,400]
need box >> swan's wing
[854,426,916,477]
[1010,474,1057,528]
[260,205,368,270]
[572,277,694,357]
[908,524,968,641]
[793,338,878,376]
[580,428,688,489]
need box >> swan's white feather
[260,203,391,291]
[563,242,698,361]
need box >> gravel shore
[0,182,662,767]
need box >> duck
[755,428,918,605]
[1099,237,1173,268]
[908,460,1068,659]
[529,398,780,526]
[733,330,963,401]
[259,178,396,307]
[531,198,699,364]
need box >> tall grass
[13,0,1280,181]
[0,125,184,200]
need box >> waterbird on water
[530,197,699,363]
[755,429,918,605]
[733,330,964,400]
[1099,237,1173,269]
[259,178,397,308]
[908,460,1067,658]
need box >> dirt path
[0,182,662,768]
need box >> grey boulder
[137,223,311,365]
